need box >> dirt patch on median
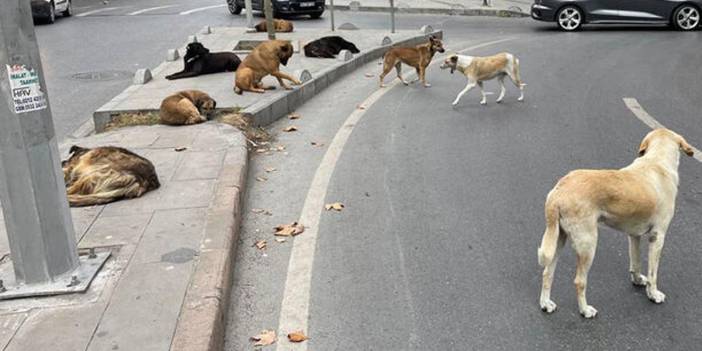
[104,109,270,145]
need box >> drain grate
[71,70,132,81]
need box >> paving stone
[70,206,103,241]
[173,150,226,181]
[87,261,193,351]
[140,148,183,183]
[99,179,216,217]
[78,213,153,249]
[7,304,104,351]
[131,208,207,264]
[0,313,27,350]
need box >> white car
[31,0,73,24]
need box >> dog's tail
[537,196,560,267]
[68,187,135,207]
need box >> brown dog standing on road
[62,146,160,207]
[234,40,301,94]
[254,19,294,32]
[379,36,445,88]
[160,90,216,125]
[538,129,695,318]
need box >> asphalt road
[223,16,702,351]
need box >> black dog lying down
[304,36,360,58]
[166,42,241,80]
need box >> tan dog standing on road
[234,40,301,94]
[254,19,294,32]
[440,52,525,106]
[538,128,695,318]
[159,90,216,125]
[379,36,445,88]
[62,146,160,207]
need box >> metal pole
[389,0,395,33]
[329,0,335,31]
[0,0,79,285]
[245,0,254,29]
[263,0,276,40]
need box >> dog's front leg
[646,230,667,304]
[478,81,487,105]
[628,235,648,286]
[271,71,302,90]
[452,80,476,106]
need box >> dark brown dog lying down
[254,19,294,32]
[62,146,160,207]
[234,40,301,94]
[160,90,216,125]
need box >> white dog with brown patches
[538,128,695,318]
[440,52,525,106]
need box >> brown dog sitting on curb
[159,90,216,125]
[254,19,294,32]
[379,36,445,88]
[62,146,160,207]
[234,40,301,94]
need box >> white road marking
[75,7,120,17]
[127,5,178,15]
[179,4,226,15]
[275,37,516,351]
[623,97,702,163]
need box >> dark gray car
[531,0,701,31]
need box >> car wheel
[310,11,323,19]
[228,0,243,14]
[44,2,56,24]
[672,5,700,31]
[556,6,582,31]
[62,0,73,17]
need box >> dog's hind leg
[646,228,669,304]
[496,75,506,103]
[571,225,599,318]
[540,232,566,314]
[395,62,409,85]
[628,235,648,287]
[507,57,525,102]
[452,80,476,106]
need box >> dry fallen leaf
[256,176,267,182]
[310,141,325,147]
[252,208,273,216]
[287,331,308,343]
[364,72,374,78]
[251,329,277,346]
[324,202,345,211]
[253,240,267,250]
[174,146,187,152]
[357,105,366,110]
[275,222,305,236]
[283,126,298,132]
[265,167,277,173]
[275,237,287,243]
[288,113,301,120]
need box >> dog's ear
[678,135,695,157]
[638,137,649,157]
[69,145,86,155]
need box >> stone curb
[241,30,443,126]
[169,141,248,351]
[326,4,529,17]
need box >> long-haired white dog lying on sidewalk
[538,128,695,318]
[440,52,526,106]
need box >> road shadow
[533,24,678,33]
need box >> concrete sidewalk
[0,122,247,351]
[328,0,531,16]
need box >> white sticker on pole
[6,64,47,114]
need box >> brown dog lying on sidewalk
[234,40,301,94]
[160,90,216,125]
[379,36,445,88]
[62,146,160,207]
[538,128,695,318]
[254,19,294,32]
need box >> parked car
[31,0,73,24]
[227,0,325,18]
[531,0,701,31]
